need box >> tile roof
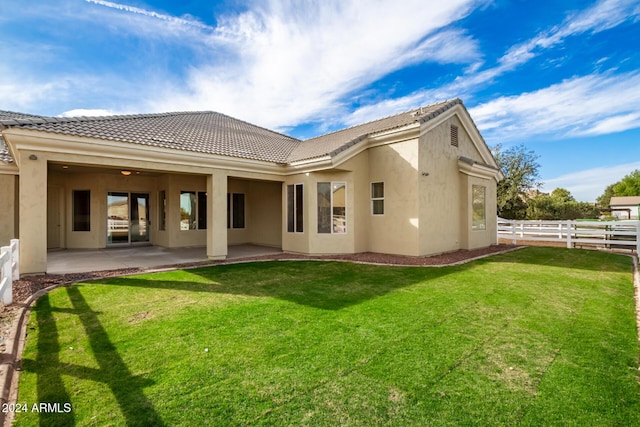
[0,99,464,165]
[0,111,300,164]
[0,111,50,164]
[287,99,462,162]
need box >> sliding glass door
[107,192,149,245]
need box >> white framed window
[472,185,486,231]
[317,182,346,234]
[287,184,304,233]
[371,182,384,215]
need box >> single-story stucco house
[0,98,503,274]
[609,196,640,219]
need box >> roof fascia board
[0,163,18,175]
[3,129,288,176]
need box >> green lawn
[14,247,640,426]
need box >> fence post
[511,221,516,244]
[10,239,19,281]
[566,220,572,249]
[1,246,12,306]
[636,221,640,254]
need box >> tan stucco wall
[19,152,48,273]
[367,138,420,256]
[418,115,498,255]
[418,118,463,256]
[348,153,370,253]
[0,174,16,246]
[244,179,282,247]
[206,170,228,259]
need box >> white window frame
[371,182,384,216]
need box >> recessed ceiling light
[121,170,132,176]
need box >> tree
[596,170,640,209]
[550,187,575,203]
[596,183,615,209]
[526,188,600,220]
[493,144,541,219]
[613,170,640,196]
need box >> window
[73,190,90,231]
[180,191,207,230]
[159,190,166,231]
[227,193,245,229]
[371,182,384,215]
[198,191,207,230]
[287,184,303,233]
[317,182,346,234]
[472,185,486,230]
[450,124,459,147]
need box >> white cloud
[341,0,640,128]
[85,0,214,31]
[469,71,640,141]
[147,0,484,129]
[543,161,640,202]
[499,0,638,69]
[0,67,72,112]
[59,109,118,117]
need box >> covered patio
[46,244,282,274]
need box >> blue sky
[1,0,639,201]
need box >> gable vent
[450,125,459,147]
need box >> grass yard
[14,247,640,426]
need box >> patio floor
[46,244,283,274]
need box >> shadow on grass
[22,287,165,426]
[99,261,456,310]
[96,247,631,311]
[28,294,75,426]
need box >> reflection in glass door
[107,192,149,245]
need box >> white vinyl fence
[0,239,19,305]
[497,218,640,253]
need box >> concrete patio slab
[46,244,282,274]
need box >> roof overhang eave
[458,157,504,182]
[0,161,18,175]
[3,128,290,176]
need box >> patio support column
[207,170,227,260]
[19,151,48,274]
